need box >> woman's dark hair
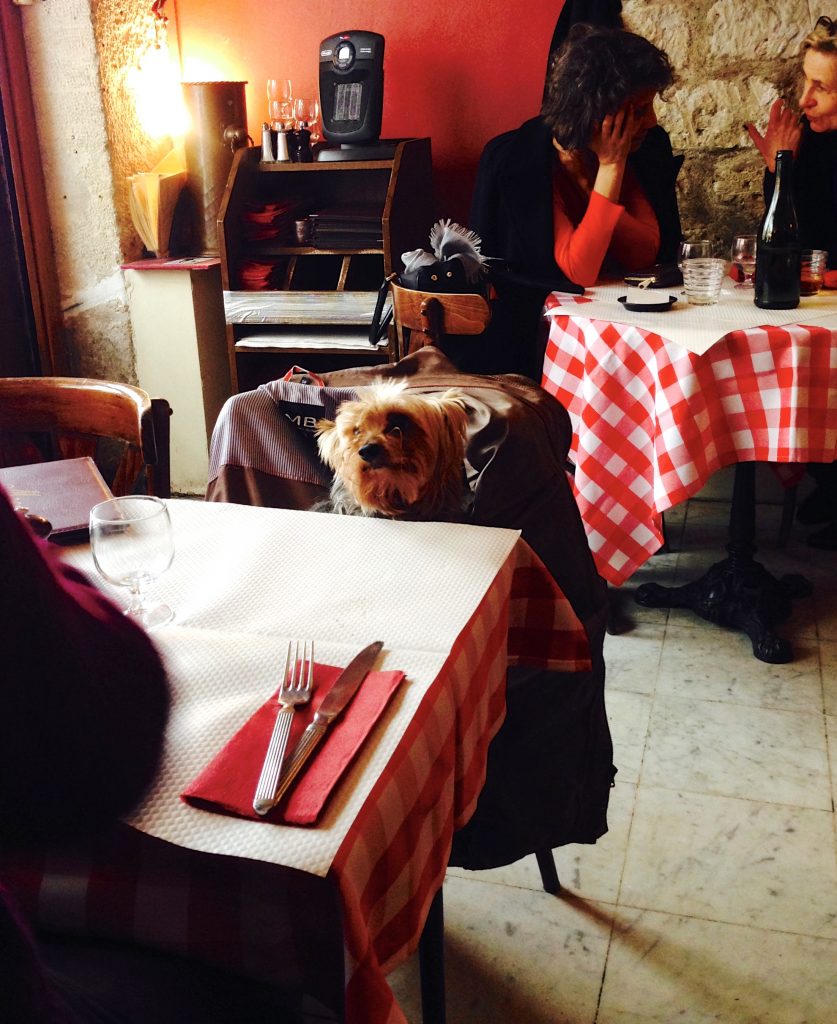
[542,23,674,150]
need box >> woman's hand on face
[746,98,802,172]
[590,105,636,167]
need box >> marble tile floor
[388,496,837,1023]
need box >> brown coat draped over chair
[207,347,614,869]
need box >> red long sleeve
[552,164,660,287]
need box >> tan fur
[315,380,470,519]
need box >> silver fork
[253,639,314,815]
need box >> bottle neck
[773,149,792,191]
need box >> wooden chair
[387,274,491,358]
[0,376,171,497]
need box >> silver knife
[262,640,384,813]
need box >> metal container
[182,81,248,253]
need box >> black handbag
[368,220,491,343]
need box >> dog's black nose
[359,442,385,466]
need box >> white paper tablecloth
[545,283,837,355]
[64,499,520,876]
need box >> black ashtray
[618,294,678,312]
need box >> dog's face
[316,380,470,518]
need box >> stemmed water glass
[730,233,757,288]
[90,495,175,630]
[267,78,294,129]
[677,238,714,271]
[293,97,320,131]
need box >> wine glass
[266,78,293,129]
[293,97,320,130]
[677,238,714,271]
[730,233,757,288]
[90,495,175,630]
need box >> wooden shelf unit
[218,138,433,391]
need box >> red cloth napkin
[181,662,404,826]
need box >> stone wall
[20,0,166,382]
[623,0,823,249]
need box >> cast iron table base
[635,463,811,663]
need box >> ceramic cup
[800,249,827,296]
[682,257,726,305]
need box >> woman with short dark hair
[540,23,675,287]
[470,23,682,379]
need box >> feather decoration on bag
[401,219,491,292]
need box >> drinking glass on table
[682,257,726,305]
[678,238,714,271]
[730,233,757,288]
[90,496,175,630]
[677,239,714,292]
[800,248,827,296]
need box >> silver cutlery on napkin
[253,639,314,816]
[261,640,383,814]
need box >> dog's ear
[315,418,341,470]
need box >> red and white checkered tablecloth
[542,290,837,585]
[2,502,589,1024]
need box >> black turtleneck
[764,120,837,268]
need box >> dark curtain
[0,87,39,377]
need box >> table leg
[634,463,811,663]
[418,887,447,1024]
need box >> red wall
[174,1,565,226]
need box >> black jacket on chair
[468,116,683,380]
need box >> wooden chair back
[0,376,171,497]
[388,275,491,357]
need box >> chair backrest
[0,376,171,497]
[388,277,491,356]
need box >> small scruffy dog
[314,380,470,520]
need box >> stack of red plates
[237,259,286,290]
[241,198,309,242]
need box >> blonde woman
[747,15,837,284]
[746,15,837,548]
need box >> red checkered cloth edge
[0,558,516,1024]
[544,292,593,308]
[508,542,591,671]
[543,316,837,585]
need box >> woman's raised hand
[590,105,637,166]
[746,97,802,172]
[587,105,637,203]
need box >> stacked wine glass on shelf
[261,79,321,164]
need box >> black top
[467,115,683,379]
[764,122,837,269]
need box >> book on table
[0,456,114,540]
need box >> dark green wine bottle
[754,150,800,309]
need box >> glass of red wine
[730,234,757,288]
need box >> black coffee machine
[317,30,395,161]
